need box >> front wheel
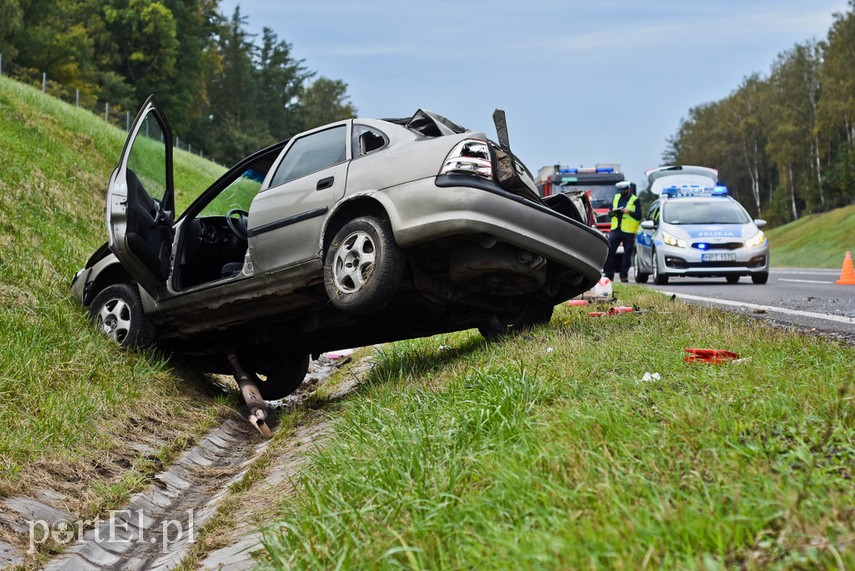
[751,272,769,284]
[633,251,649,283]
[324,216,405,315]
[652,250,669,285]
[478,298,555,341]
[89,283,155,348]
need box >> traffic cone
[836,251,855,285]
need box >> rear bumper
[379,177,609,284]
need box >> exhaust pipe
[227,352,272,438]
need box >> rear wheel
[652,250,668,285]
[751,272,769,284]
[633,251,649,283]
[726,275,740,284]
[89,283,155,348]
[256,354,310,400]
[324,216,404,315]
[478,298,555,341]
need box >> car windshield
[663,200,750,225]
[557,184,617,208]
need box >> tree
[298,77,357,132]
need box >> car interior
[174,152,278,290]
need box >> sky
[219,0,849,187]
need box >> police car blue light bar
[661,185,729,198]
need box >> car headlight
[662,232,688,248]
[744,231,766,248]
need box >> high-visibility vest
[610,193,640,233]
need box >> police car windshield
[663,201,750,225]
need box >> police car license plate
[702,253,736,262]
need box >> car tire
[633,251,649,283]
[726,275,740,284]
[751,272,769,285]
[256,354,310,400]
[652,250,668,285]
[324,215,405,315]
[89,283,155,348]
[478,298,554,341]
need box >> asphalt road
[632,267,855,342]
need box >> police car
[633,166,769,285]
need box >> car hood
[663,223,758,242]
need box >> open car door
[105,95,175,298]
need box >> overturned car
[73,97,607,406]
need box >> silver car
[72,97,607,399]
[633,166,769,285]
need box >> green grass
[260,288,854,569]
[767,204,855,268]
[0,76,228,492]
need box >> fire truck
[536,164,625,234]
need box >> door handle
[316,176,334,191]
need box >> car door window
[269,126,346,187]
[646,202,660,223]
[127,114,168,203]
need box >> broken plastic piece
[684,348,740,364]
[608,306,634,315]
[567,299,590,306]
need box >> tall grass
[767,204,855,268]
[261,290,853,569]
[0,76,227,490]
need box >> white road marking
[659,291,855,326]
[772,269,840,275]
[777,278,834,284]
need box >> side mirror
[640,220,656,230]
[754,219,767,229]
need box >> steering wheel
[225,209,249,241]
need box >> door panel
[248,162,348,273]
[106,96,174,297]
[247,125,349,273]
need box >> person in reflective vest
[604,181,641,282]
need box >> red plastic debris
[684,348,740,364]
[608,306,634,315]
[587,311,605,317]
[567,299,590,307]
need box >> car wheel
[633,251,649,283]
[726,275,740,284]
[478,298,555,341]
[751,272,769,284]
[324,215,405,315]
[89,283,155,348]
[256,354,310,400]
[652,250,668,285]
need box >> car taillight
[438,139,493,180]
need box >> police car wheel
[726,275,740,284]
[751,272,769,285]
[633,252,649,283]
[652,251,668,285]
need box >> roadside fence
[0,53,208,160]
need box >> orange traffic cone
[836,251,855,285]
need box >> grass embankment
[261,288,854,569]
[0,76,231,500]
[768,204,855,268]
